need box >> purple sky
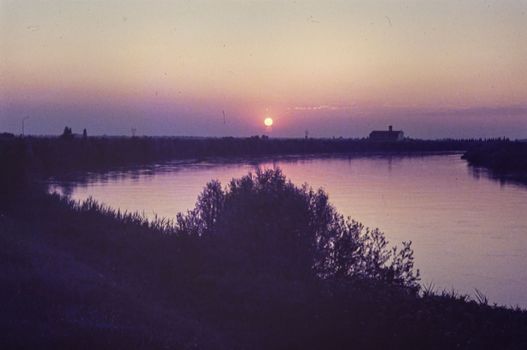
[1,1,526,139]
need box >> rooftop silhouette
[369,125,405,142]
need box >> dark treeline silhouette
[61,126,74,139]
[0,134,512,178]
[1,168,526,349]
[462,141,527,186]
[462,141,527,184]
[0,137,30,208]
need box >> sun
[264,117,273,127]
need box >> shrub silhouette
[177,168,420,290]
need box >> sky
[1,0,526,139]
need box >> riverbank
[462,141,527,185]
[1,134,504,178]
[2,180,527,349]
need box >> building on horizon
[369,125,404,142]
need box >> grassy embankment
[1,135,526,349]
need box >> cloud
[289,105,354,111]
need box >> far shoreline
[3,133,525,186]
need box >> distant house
[369,125,404,142]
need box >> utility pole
[21,116,30,136]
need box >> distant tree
[82,128,87,139]
[61,126,73,139]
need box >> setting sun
[2,1,527,346]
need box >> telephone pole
[21,116,30,136]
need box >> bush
[177,168,420,291]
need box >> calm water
[49,154,527,308]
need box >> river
[49,154,527,308]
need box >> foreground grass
[2,188,527,349]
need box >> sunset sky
[1,0,526,138]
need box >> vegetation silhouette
[61,126,73,139]
[177,168,420,291]
[2,136,527,348]
[1,134,509,179]
[0,138,30,208]
[462,141,527,185]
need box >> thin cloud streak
[289,105,355,111]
